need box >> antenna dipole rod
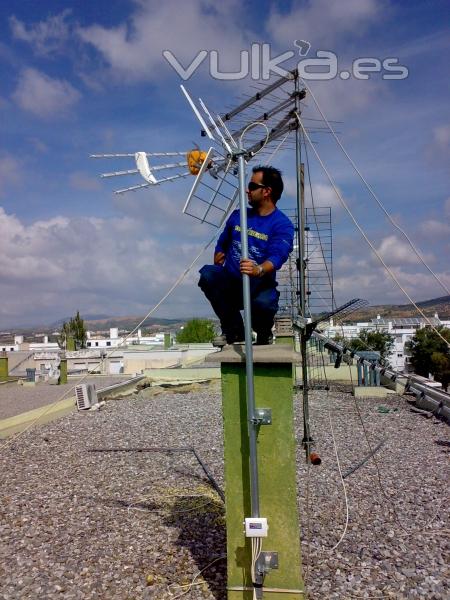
[230,97,293,140]
[237,142,260,519]
[217,70,295,124]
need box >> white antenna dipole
[180,85,215,140]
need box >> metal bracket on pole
[252,408,272,425]
[257,551,279,574]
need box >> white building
[1,334,59,353]
[85,328,167,349]
[323,313,449,372]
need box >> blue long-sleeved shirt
[215,208,294,283]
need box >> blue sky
[0,0,449,328]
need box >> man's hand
[214,251,225,265]
[240,259,259,277]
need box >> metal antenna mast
[236,140,260,518]
[293,73,313,459]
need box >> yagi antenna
[90,74,305,205]
[90,150,192,194]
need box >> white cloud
[309,182,344,210]
[0,205,213,327]
[9,10,71,56]
[77,0,248,82]
[419,219,450,238]
[13,68,81,118]
[376,234,434,266]
[267,0,381,48]
[333,267,448,306]
[319,77,385,116]
[444,197,450,218]
[333,247,450,306]
[284,178,343,209]
[433,124,450,148]
[425,124,450,167]
[0,155,21,196]
[28,137,49,154]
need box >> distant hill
[347,295,450,322]
[47,314,187,333]
[6,315,194,336]
[82,315,186,332]
[50,314,111,328]
[6,295,450,336]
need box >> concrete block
[221,357,304,598]
[206,343,301,364]
[353,386,388,399]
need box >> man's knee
[198,264,225,291]
[252,289,279,314]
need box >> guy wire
[295,111,450,349]
[301,78,450,296]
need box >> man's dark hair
[252,165,284,203]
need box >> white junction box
[244,517,268,538]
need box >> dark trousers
[198,265,279,340]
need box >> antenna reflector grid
[183,147,239,227]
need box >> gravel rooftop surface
[0,381,449,599]
[0,376,133,420]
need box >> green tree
[176,318,216,343]
[347,330,394,364]
[59,311,87,350]
[409,327,450,390]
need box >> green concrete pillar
[59,354,67,385]
[0,351,8,382]
[207,345,304,599]
[164,333,171,349]
[275,334,294,346]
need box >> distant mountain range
[4,295,450,336]
[81,315,186,331]
[348,295,450,322]
[46,314,186,333]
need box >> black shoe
[213,333,245,347]
[213,334,227,347]
[228,333,245,345]
[255,333,274,346]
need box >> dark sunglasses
[248,182,267,192]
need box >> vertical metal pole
[294,75,312,457]
[288,254,296,320]
[237,144,260,518]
